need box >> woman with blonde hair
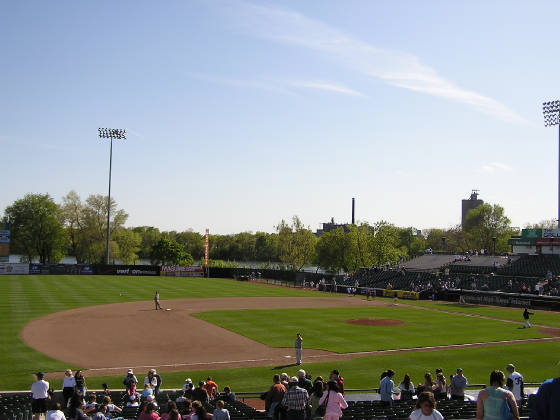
[62,369,76,407]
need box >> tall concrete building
[462,190,483,228]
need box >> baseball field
[4,275,560,392]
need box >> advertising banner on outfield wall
[95,265,160,276]
[543,229,560,238]
[0,263,29,275]
[161,266,204,277]
[382,289,419,300]
[29,264,94,275]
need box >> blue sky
[1,0,559,234]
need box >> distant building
[315,217,349,237]
[461,190,483,228]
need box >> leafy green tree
[4,193,67,263]
[464,203,511,253]
[132,226,162,259]
[276,216,317,271]
[254,232,279,261]
[60,192,129,263]
[115,228,141,264]
[60,190,84,259]
[370,221,403,265]
[150,237,193,265]
[174,230,204,260]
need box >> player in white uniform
[506,364,524,404]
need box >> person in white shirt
[506,364,524,404]
[409,391,444,420]
[46,401,66,420]
[62,369,76,407]
[31,372,50,420]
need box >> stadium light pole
[98,128,126,264]
[543,100,560,228]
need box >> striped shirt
[281,386,309,411]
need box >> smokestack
[352,198,355,225]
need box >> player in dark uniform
[522,308,533,328]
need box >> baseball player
[522,308,533,328]
[154,291,163,310]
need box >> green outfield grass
[0,275,320,390]
[2,275,559,392]
[399,299,560,327]
[193,306,547,353]
[44,341,560,392]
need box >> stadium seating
[0,389,533,420]
[498,254,560,277]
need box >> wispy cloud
[190,72,364,98]
[289,81,365,97]
[482,162,514,173]
[223,2,526,124]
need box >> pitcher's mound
[345,318,405,326]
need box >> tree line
[3,191,518,272]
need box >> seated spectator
[142,384,154,399]
[318,380,348,420]
[175,390,188,403]
[103,396,121,415]
[68,394,89,420]
[221,387,236,402]
[191,400,212,420]
[84,394,98,414]
[212,400,230,420]
[399,374,415,401]
[476,370,519,420]
[146,395,158,408]
[192,381,209,403]
[161,401,177,420]
[92,405,107,420]
[203,377,219,400]
[409,392,443,420]
[138,402,160,420]
[46,401,66,420]
[127,394,139,407]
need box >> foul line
[85,336,560,373]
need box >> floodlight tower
[98,128,126,264]
[543,101,560,228]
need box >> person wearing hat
[144,369,163,396]
[450,368,468,400]
[123,369,138,396]
[192,380,209,403]
[280,376,309,420]
[506,364,524,404]
[31,372,49,420]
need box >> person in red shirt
[330,370,345,395]
[203,377,218,399]
[138,402,160,420]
